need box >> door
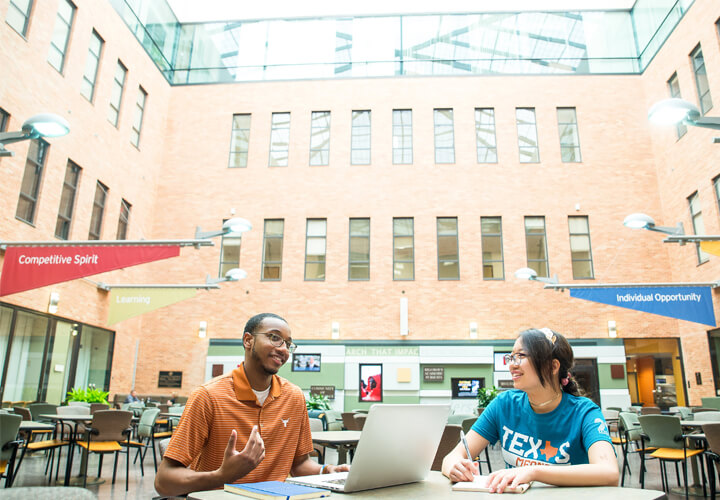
[573,358,600,406]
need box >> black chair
[0,413,22,487]
[76,410,133,491]
[461,418,492,473]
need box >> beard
[251,343,280,375]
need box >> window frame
[261,219,284,281]
[568,216,595,279]
[6,0,34,37]
[392,109,413,165]
[309,111,331,166]
[108,60,127,127]
[351,110,371,165]
[690,44,713,115]
[54,160,81,240]
[304,218,327,281]
[433,108,455,164]
[228,113,251,168]
[688,191,709,264]
[130,86,147,148]
[15,138,49,225]
[557,107,582,163]
[0,107,9,133]
[436,217,460,280]
[348,217,370,281]
[481,216,505,280]
[524,216,549,278]
[88,181,108,240]
[47,0,75,73]
[516,108,540,163]
[116,199,131,240]
[268,112,290,167]
[393,217,415,281]
[667,72,687,139]
[219,220,243,277]
[80,30,104,102]
[475,108,498,163]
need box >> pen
[460,430,472,461]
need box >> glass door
[574,358,600,406]
[42,320,77,404]
[74,325,114,391]
[3,310,49,403]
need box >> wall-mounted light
[469,322,478,339]
[648,98,720,142]
[48,291,60,314]
[206,267,248,285]
[607,320,617,338]
[0,113,70,157]
[514,267,559,285]
[198,321,207,338]
[195,218,252,239]
[331,321,340,339]
[623,213,684,236]
[400,297,408,336]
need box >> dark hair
[244,313,288,335]
[517,328,581,396]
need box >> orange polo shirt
[164,363,313,484]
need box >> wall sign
[423,366,444,382]
[158,371,182,388]
[310,385,335,399]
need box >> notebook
[452,475,532,494]
[224,480,331,499]
[287,403,450,493]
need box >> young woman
[442,328,618,493]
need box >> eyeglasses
[253,331,297,353]
[503,353,528,366]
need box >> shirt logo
[281,418,290,427]
[595,418,609,436]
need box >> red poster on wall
[0,245,180,296]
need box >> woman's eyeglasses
[503,353,528,366]
[253,331,297,353]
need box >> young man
[154,313,349,496]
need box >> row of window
[667,42,714,140]
[687,175,720,265]
[229,106,582,168]
[0,108,131,240]
[219,216,594,282]
[6,0,148,147]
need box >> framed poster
[359,363,383,402]
[292,353,321,372]
[450,377,484,399]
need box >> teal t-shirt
[471,390,611,467]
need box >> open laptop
[287,403,451,493]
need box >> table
[187,471,667,499]
[311,431,361,464]
[40,413,94,486]
[19,421,55,432]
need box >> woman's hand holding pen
[447,459,478,482]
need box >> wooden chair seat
[0,460,6,474]
[611,436,626,446]
[156,419,168,425]
[154,431,172,438]
[650,447,704,460]
[76,441,122,453]
[25,439,68,451]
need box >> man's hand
[218,426,265,483]
[324,463,351,474]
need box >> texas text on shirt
[472,389,612,467]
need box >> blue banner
[569,286,716,327]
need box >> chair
[308,410,328,431]
[166,405,183,432]
[640,406,662,415]
[14,404,70,484]
[353,414,367,431]
[702,423,720,498]
[76,410,133,490]
[90,403,110,414]
[0,413,22,487]
[702,398,720,411]
[694,411,720,421]
[431,424,462,471]
[123,407,161,475]
[670,407,693,420]
[27,403,58,422]
[67,401,91,407]
[461,417,492,474]
[618,411,655,486]
[341,412,360,431]
[638,414,705,499]
[602,409,619,436]
[693,407,716,413]
[157,438,171,459]
[309,418,325,463]
[127,402,145,418]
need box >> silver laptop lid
[343,403,450,492]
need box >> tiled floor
[7,441,705,499]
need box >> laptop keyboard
[324,478,347,485]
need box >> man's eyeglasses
[503,353,528,366]
[253,331,297,353]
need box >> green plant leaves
[306,393,331,410]
[66,386,109,405]
[477,385,499,408]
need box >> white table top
[40,414,92,421]
[187,471,666,499]
[19,421,55,431]
[681,420,720,427]
[311,431,362,444]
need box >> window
[351,110,371,165]
[229,114,250,167]
[516,108,539,163]
[6,0,33,37]
[107,60,127,127]
[269,112,290,167]
[15,139,48,224]
[714,175,720,219]
[262,219,284,280]
[668,73,687,138]
[688,192,709,264]
[525,216,549,277]
[557,107,581,162]
[116,199,131,240]
[393,218,414,280]
[304,219,327,280]
[47,0,75,72]
[54,160,81,240]
[569,216,594,279]
[437,217,459,280]
[309,111,330,166]
[434,109,455,163]
[88,181,108,240]
[80,30,103,102]
[691,45,713,115]
[219,221,242,277]
[0,107,8,132]
[392,110,412,164]
[475,108,497,163]
[349,218,370,280]
[481,217,504,280]
[130,86,147,147]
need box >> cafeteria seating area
[4,402,719,499]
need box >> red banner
[0,245,180,296]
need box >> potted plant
[306,393,331,411]
[66,384,110,405]
[477,385,499,415]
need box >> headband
[538,327,556,344]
